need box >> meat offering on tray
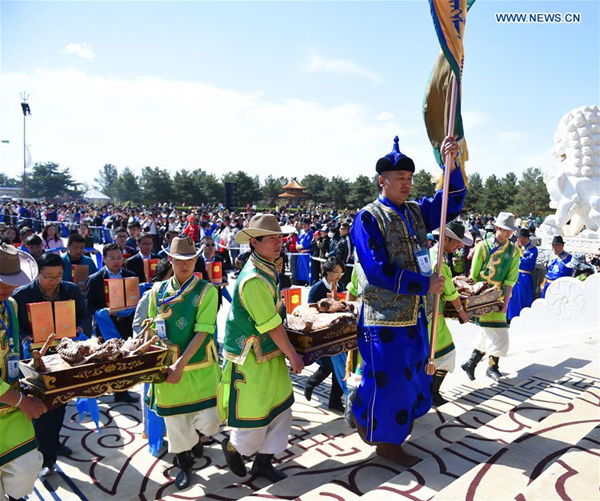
[287,299,358,333]
[452,276,494,297]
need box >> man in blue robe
[351,134,465,466]
[541,235,573,297]
[507,228,538,321]
[295,219,313,284]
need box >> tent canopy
[83,189,111,201]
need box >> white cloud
[63,43,95,59]
[0,69,424,186]
[305,54,382,84]
[462,110,489,129]
[376,111,395,122]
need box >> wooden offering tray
[287,323,357,365]
[444,288,503,319]
[20,345,173,410]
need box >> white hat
[494,212,518,232]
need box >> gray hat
[494,212,518,232]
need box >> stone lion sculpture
[540,105,600,238]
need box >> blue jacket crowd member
[351,134,465,466]
[13,252,91,480]
[61,233,98,282]
[507,228,538,322]
[295,220,313,284]
[542,235,573,298]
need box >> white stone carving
[508,274,600,354]
[540,105,600,239]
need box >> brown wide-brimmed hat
[0,243,39,287]
[162,236,201,260]
[236,214,295,245]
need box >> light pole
[20,92,31,199]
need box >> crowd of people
[1,134,599,498]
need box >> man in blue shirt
[507,228,538,321]
[542,236,573,297]
[61,233,97,283]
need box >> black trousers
[33,404,66,465]
[306,358,344,408]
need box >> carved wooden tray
[20,346,172,410]
[287,322,357,365]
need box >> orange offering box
[143,259,159,283]
[71,265,89,293]
[27,302,55,343]
[283,288,302,314]
[124,277,140,307]
[53,300,77,339]
[206,261,223,284]
[104,279,126,311]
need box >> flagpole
[20,91,29,199]
[426,73,458,376]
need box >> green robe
[218,253,293,428]
[146,275,221,417]
[470,237,520,328]
[0,298,37,467]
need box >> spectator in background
[125,233,158,282]
[183,216,200,243]
[126,221,141,250]
[84,243,138,403]
[77,222,95,250]
[113,227,137,259]
[41,224,63,254]
[61,233,98,282]
[19,227,34,243]
[24,235,45,260]
[335,222,353,287]
[3,226,19,245]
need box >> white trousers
[436,349,456,372]
[230,407,292,457]
[164,406,221,454]
[0,448,43,499]
[473,327,510,357]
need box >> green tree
[463,172,484,214]
[300,174,330,204]
[411,170,436,200]
[514,167,550,217]
[0,172,19,186]
[348,175,377,208]
[482,174,503,215]
[115,167,142,204]
[222,171,261,206]
[261,175,288,206]
[26,162,80,199]
[140,167,174,204]
[323,176,350,209]
[173,169,196,206]
[93,164,119,200]
[500,172,520,212]
[192,169,223,205]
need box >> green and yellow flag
[424,0,475,186]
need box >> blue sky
[1,0,598,187]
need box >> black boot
[431,370,448,407]
[192,432,204,458]
[486,356,503,381]
[328,373,344,411]
[344,386,358,429]
[250,453,288,482]
[221,437,247,477]
[461,350,484,381]
[304,365,331,401]
[174,450,194,490]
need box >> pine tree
[411,170,436,200]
